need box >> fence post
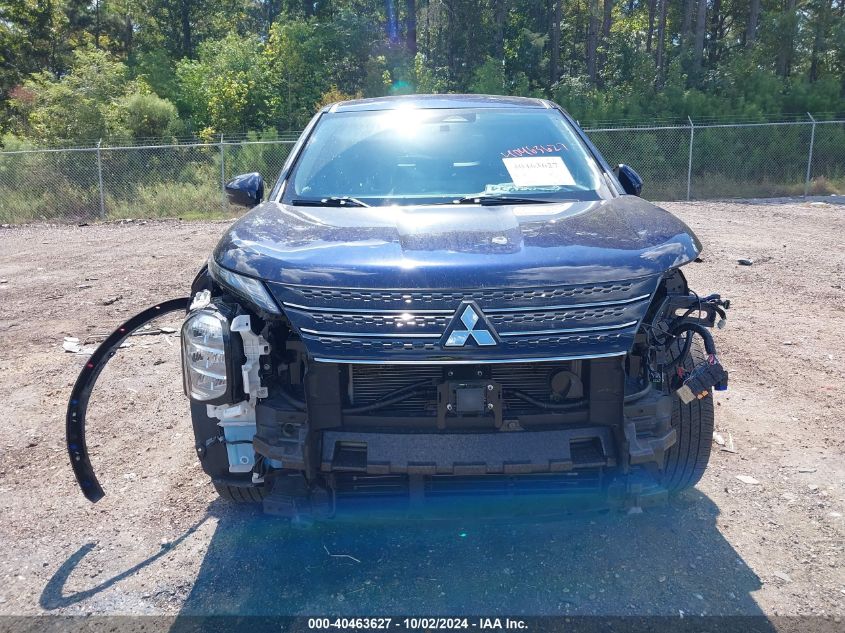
[220,133,226,211]
[804,113,816,198]
[96,139,106,219]
[686,116,694,201]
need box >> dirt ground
[0,200,843,622]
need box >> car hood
[213,196,701,289]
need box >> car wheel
[212,481,268,503]
[659,338,715,492]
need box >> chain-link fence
[0,137,296,224]
[1,117,843,224]
[588,116,845,201]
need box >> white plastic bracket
[231,314,270,401]
[205,314,270,472]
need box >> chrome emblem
[443,302,498,347]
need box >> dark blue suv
[68,95,729,517]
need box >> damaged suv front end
[68,95,729,518]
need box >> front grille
[307,331,623,354]
[504,332,624,349]
[424,470,603,496]
[333,470,604,499]
[489,306,627,326]
[291,282,637,308]
[334,474,408,498]
[268,276,660,363]
[311,312,451,329]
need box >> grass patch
[107,180,238,220]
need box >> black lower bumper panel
[313,428,618,475]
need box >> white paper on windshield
[502,156,575,187]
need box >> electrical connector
[676,357,729,404]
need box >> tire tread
[213,481,267,503]
[660,339,715,492]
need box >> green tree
[176,33,269,137]
[2,0,845,144]
[10,48,179,143]
[263,11,375,128]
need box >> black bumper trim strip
[66,298,190,503]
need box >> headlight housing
[208,258,281,315]
[181,309,240,403]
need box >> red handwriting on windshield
[501,143,568,158]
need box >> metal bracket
[436,380,503,429]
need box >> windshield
[282,107,609,206]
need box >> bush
[121,93,179,140]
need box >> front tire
[213,481,267,503]
[659,339,715,492]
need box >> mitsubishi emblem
[442,302,498,347]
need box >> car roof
[327,94,553,113]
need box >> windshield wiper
[451,195,571,206]
[291,196,370,208]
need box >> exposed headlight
[208,258,280,315]
[182,310,235,402]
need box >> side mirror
[616,164,643,196]
[225,172,265,208]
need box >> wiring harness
[644,291,730,401]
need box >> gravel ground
[0,200,843,621]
